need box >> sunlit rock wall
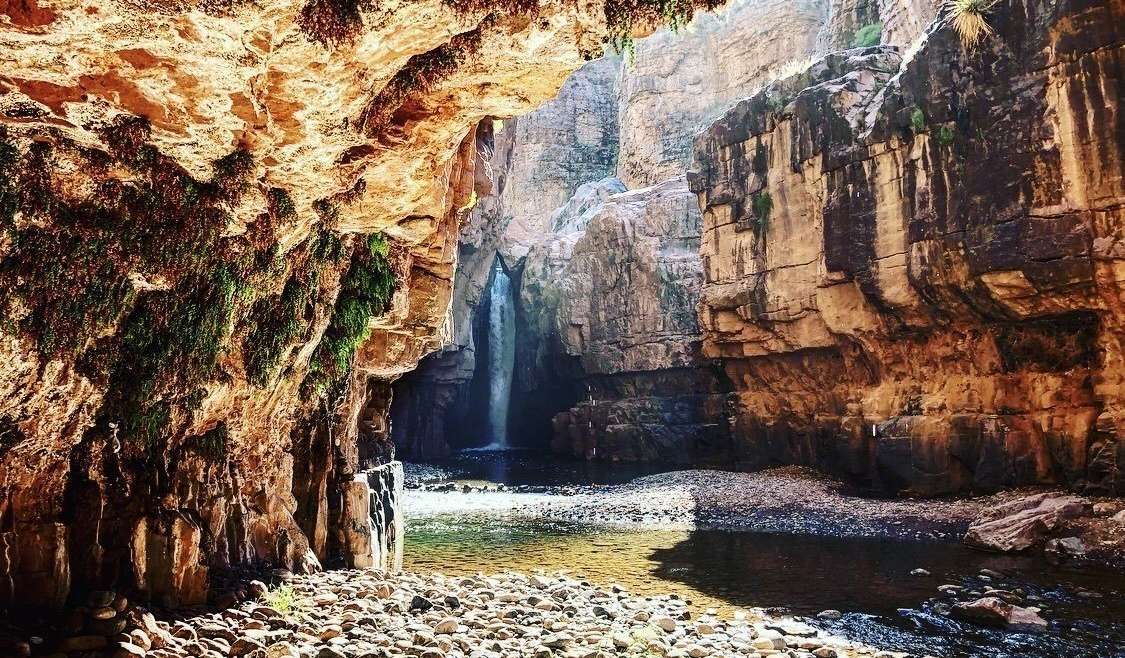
[690,0,1125,494]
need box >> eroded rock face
[689,0,1125,494]
[392,0,830,461]
[816,0,936,50]
[524,177,732,462]
[615,0,828,188]
[0,0,703,608]
[390,56,623,458]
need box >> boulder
[964,493,1089,551]
[952,597,1048,633]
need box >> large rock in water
[952,597,1049,633]
[964,493,1090,552]
[689,0,1125,494]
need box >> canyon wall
[0,0,723,608]
[690,0,1125,494]
[390,56,622,458]
[391,0,832,461]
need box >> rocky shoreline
[408,464,1125,554]
[3,568,910,658]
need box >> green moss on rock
[303,233,396,397]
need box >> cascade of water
[486,262,516,449]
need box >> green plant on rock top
[264,584,299,612]
[851,22,883,48]
[910,107,926,132]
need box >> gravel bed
[142,568,901,658]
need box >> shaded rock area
[0,0,729,610]
[689,0,1125,494]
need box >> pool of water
[403,452,1125,658]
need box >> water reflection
[405,453,1125,658]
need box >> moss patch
[0,119,253,359]
[851,22,882,48]
[303,234,396,398]
[752,191,773,233]
[243,228,347,387]
[910,106,926,132]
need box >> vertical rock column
[339,462,404,572]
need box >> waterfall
[486,262,516,449]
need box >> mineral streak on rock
[0,0,730,608]
[689,0,1125,495]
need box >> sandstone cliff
[689,0,1124,494]
[0,0,728,609]
[391,0,829,461]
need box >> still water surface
[404,452,1125,658]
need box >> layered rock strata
[689,0,1125,494]
[0,0,724,608]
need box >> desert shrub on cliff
[946,0,999,49]
[297,0,378,46]
[852,22,882,48]
[752,191,773,233]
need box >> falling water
[486,262,515,449]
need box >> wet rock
[1045,536,1086,560]
[952,597,1048,633]
[964,494,1089,551]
